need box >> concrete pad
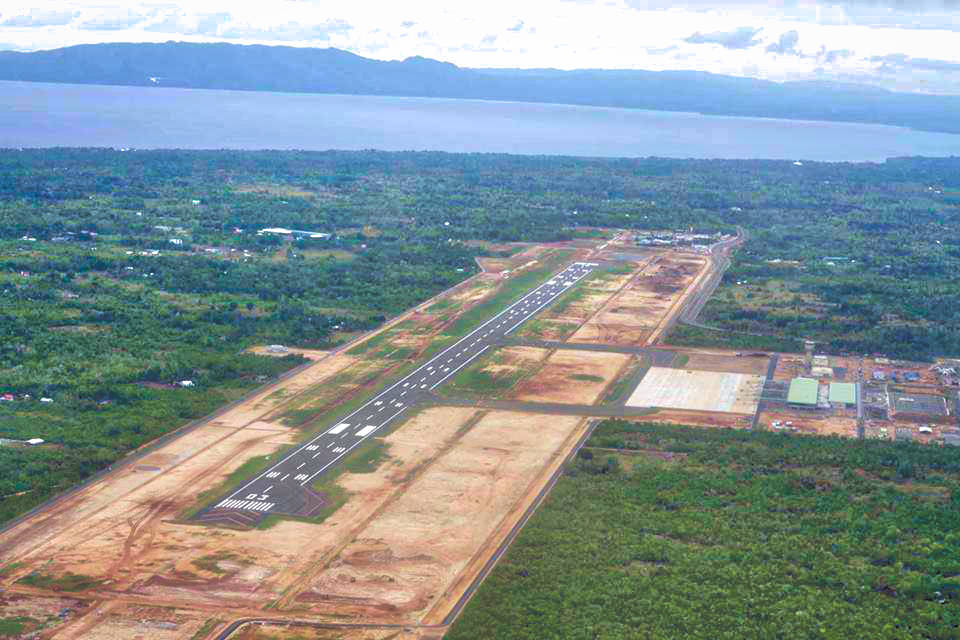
[626,367,764,414]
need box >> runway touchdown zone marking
[211,262,596,515]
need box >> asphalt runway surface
[204,261,598,518]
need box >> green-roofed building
[829,382,857,407]
[787,377,819,407]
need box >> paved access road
[206,262,598,518]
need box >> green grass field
[569,373,605,383]
[16,571,102,592]
[667,323,803,353]
[258,439,390,530]
[443,365,523,398]
[439,347,544,399]
[600,354,647,404]
[0,617,36,637]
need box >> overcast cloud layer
[0,0,958,94]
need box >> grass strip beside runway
[257,440,390,530]
[444,250,574,338]
[179,445,296,522]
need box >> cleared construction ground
[570,253,706,347]
[0,239,724,640]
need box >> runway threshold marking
[220,262,596,507]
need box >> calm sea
[3,80,960,161]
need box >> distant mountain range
[1,41,958,135]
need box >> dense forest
[676,169,960,360]
[450,420,960,639]
[5,148,957,360]
[2,149,959,526]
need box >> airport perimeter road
[200,261,598,519]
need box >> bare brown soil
[474,257,512,273]
[475,245,552,276]
[583,270,637,292]
[513,350,631,405]
[246,355,363,419]
[447,276,496,305]
[645,254,712,346]
[484,346,550,375]
[0,398,588,636]
[773,355,808,382]
[0,253,551,637]
[293,411,586,625]
[0,592,91,639]
[680,351,771,375]
[49,602,215,640]
[758,408,858,438]
[268,358,397,421]
[0,406,483,637]
[440,346,550,400]
[570,253,706,347]
[248,346,331,360]
[570,322,653,346]
[624,409,751,430]
[232,627,419,640]
[514,261,647,342]
[556,290,619,324]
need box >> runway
[201,261,598,519]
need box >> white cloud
[2,9,75,27]
[766,30,799,55]
[218,19,352,42]
[79,9,148,31]
[0,0,957,93]
[143,11,231,36]
[684,27,763,50]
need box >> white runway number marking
[217,262,596,513]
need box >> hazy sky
[1,1,958,94]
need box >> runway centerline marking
[216,261,596,512]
